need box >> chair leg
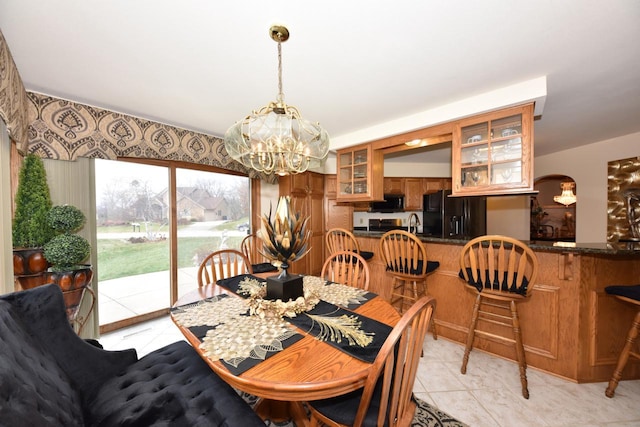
[461,293,481,375]
[605,309,640,398]
[423,278,437,340]
[511,301,529,399]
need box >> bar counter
[352,231,640,383]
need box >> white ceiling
[1,1,639,165]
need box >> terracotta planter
[46,265,93,315]
[13,248,51,290]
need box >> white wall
[534,131,640,243]
[381,161,451,178]
[486,195,530,239]
[259,181,280,218]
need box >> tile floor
[100,317,640,427]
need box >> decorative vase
[265,261,304,301]
[13,248,51,290]
[258,196,310,301]
[46,265,93,316]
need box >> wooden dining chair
[320,250,370,291]
[197,249,252,287]
[326,228,374,261]
[379,230,439,318]
[240,233,278,273]
[306,295,436,427]
[458,235,538,399]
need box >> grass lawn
[97,235,244,281]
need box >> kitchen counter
[353,233,640,383]
[352,230,640,256]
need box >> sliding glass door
[95,159,250,331]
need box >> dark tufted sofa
[0,284,265,426]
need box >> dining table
[170,272,401,427]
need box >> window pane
[175,169,250,298]
[95,159,170,326]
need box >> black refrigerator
[422,190,486,239]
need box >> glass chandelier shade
[554,181,577,206]
[224,26,330,176]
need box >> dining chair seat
[306,296,436,427]
[458,235,538,399]
[604,284,640,398]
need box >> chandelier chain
[277,41,283,104]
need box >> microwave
[370,194,405,212]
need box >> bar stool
[379,230,439,338]
[458,235,538,399]
[604,284,640,398]
[326,228,373,260]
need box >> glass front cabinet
[452,103,534,196]
[336,144,384,202]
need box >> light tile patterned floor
[101,317,640,427]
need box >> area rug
[240,392,468,427]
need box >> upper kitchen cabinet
[336,144,384,202]
[383,177,404,194]
[452,103,534,196]
[404,178,424,210]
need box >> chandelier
[554,181,577,206]
[224,25,330,176]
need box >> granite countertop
[351,230,640,256]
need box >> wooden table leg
[254,399,309,427]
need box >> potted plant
[43,204,93,315]
[12,154,55,289]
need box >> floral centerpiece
[257,196,311,301]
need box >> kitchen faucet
[407,213,421,234]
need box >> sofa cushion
[0,300,84,426]
[86,340,265,427]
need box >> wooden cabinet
[381,177,451,211]
[324,174,353,229]
[324,174,337,198]
[336,144,383,202]
[404,178,424,211]
[424,178,446,194]
[383,177,404,194]
[279,172,325,276]
[452,103,534,196]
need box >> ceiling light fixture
[405,139,422,147]
[553,181,577,206]
[224,25,330,176]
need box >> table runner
[172,275,391,375]
[218,274,378,310]
[171,295,304,375]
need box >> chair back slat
[326,228,361,255]
[197,249,252,287]
[320,250,370,290]
[379,230,428,278]
[460,235,538,297]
